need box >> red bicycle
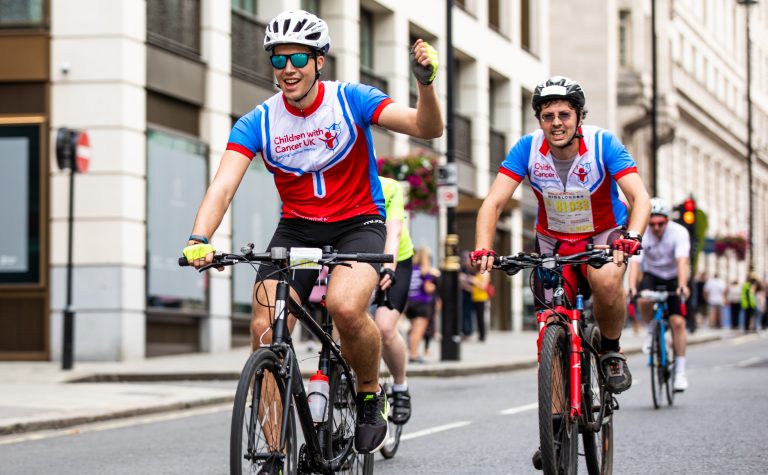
[493,246,619,475]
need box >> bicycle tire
[230,349,298,475]
[539,324,578,475]
[650,321,664,409]
[665,330,676,406]
[581,325,614,475]
[327,365,374,475]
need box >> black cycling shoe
[354,389,389,454]
[600,351,632,393]
[532,447,542,470]
[389,389,412,425]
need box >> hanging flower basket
[377,151,438,215]
[713,234,748,261]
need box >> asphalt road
[1,333,765,474]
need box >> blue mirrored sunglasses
[270,53,313,69]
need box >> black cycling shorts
[405,300,434,320]
[256,215,386,303]
[638,272,685,318]
[375,256,413,313]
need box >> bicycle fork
[536,308,584,419]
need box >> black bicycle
[493,247,619,475]
[181,245,392,474]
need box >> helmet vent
[294,19,307,32]
[305,32,321,40]
[282,19,291,34]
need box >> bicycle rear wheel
[649,321,665,409]
[327,364,374,475]
[539,324,578,475]
[581,324,614,475]
[230,349,297,475]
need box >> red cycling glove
[611,237,642,255]
[470,249,497,264]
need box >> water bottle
[307,371,330,423]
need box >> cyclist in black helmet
[472,75,651,468]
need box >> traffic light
[682,197,696,226]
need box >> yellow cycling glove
[410,41,438,85]
[183,243,215,263]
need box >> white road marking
[400,421,472,441]
[736,357,762,367]
[0,403,231,445]
[499,402,538,415]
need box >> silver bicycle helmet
[650,197,672,217]
[531,76,586,114]
[264,10,331,54]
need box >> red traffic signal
[682,198,696,225]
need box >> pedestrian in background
[459,251,476,340]
[741,273,758,332]
[471,268,491,342]
[405,246,438,362]
[703,273,726,329]
[728,279,742,329]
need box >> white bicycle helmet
[532,76,586,114]
[650,197,671,217]
[264,10,331,54]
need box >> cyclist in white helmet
[182,9,443,459]
[628,197,692,391]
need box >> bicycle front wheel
[581,324,614,475]
[230,349,297,475]
[650,321,665,409]
[539,324,579,475]
[327,364,374,475]
[665,329,676,406]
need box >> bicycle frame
[263,259,358,473]
[649,299,670,368]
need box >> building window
[301,0,320,14]
[231,0,255,15]
[231,8,271,85]
[0,0,45,27]
[146,129,208,311]
[521,0,531,52]
[619,10,631,67]
[231,162,281,317]
[0,124,41,284]
[359,9,388,93]
[488,0,501,31]
[360,9,374,71]
[147,0,201,59]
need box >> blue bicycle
[639,289,676,409]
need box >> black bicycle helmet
[531,76,586,116]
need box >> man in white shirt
[628,197,691,391]
[704,274,726,328]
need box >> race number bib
[543,189,594,233]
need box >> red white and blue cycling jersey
[227,81,393,222]
[499,126,638,242]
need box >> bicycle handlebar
[492,248,614,276]
[179,246,393,271]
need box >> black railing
[147,0,201,60]
[454,113,472,164]
[489,128,506,172]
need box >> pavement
[0,326,731,436]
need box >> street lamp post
[737,0,756,270]
[440,0,460,361]
[650,0,658,196]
